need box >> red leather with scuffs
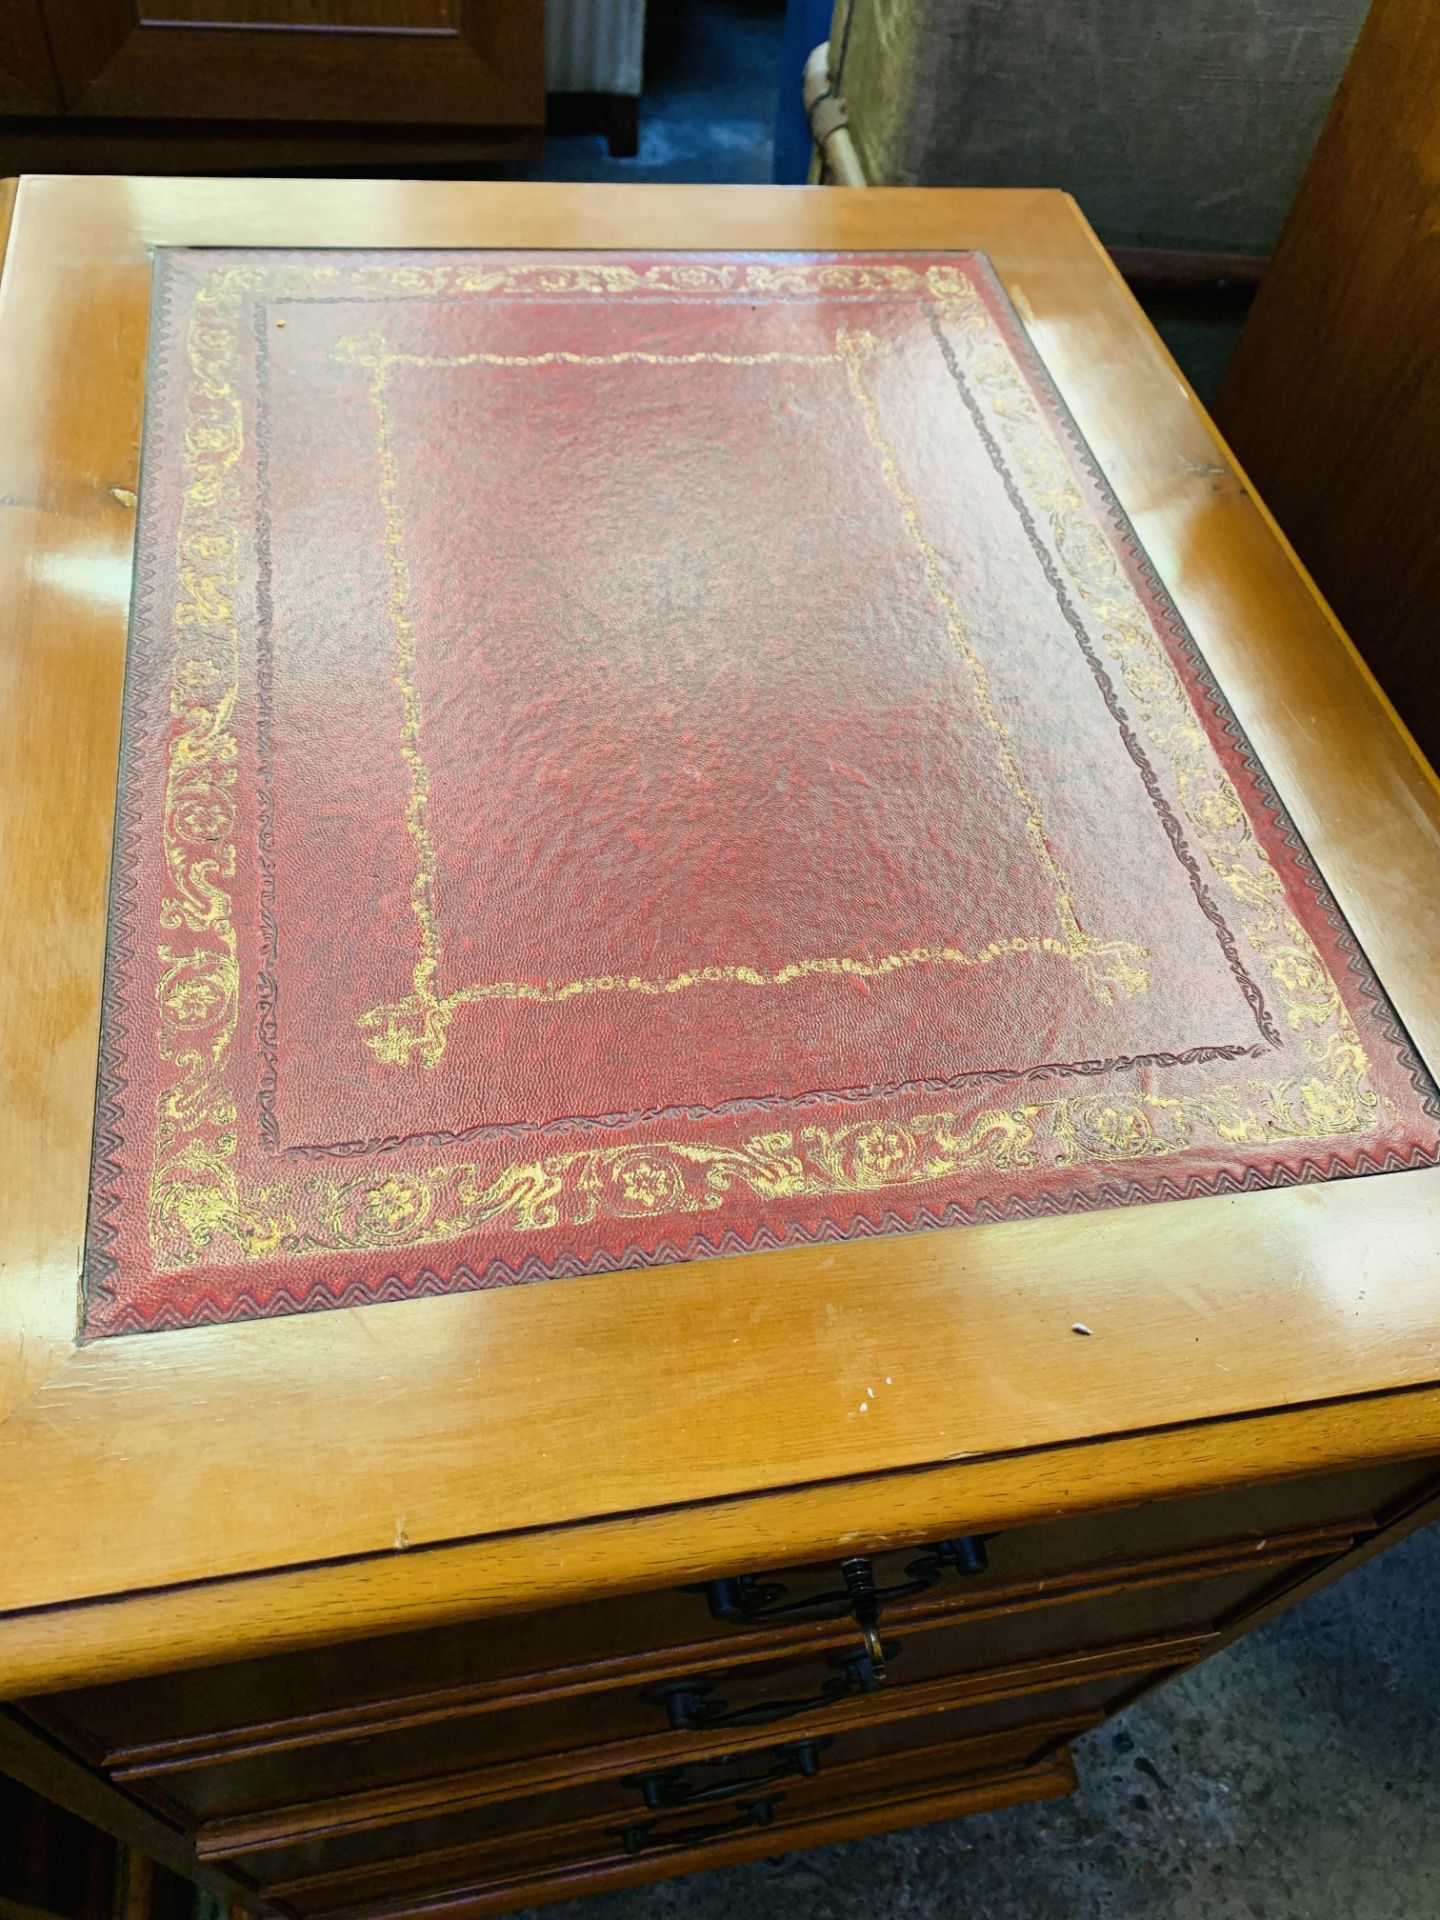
[83,249,1440,1334]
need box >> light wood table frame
[2,180,1439,1728]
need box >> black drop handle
[925,1534,991,1577]
[644,1644,894,1733]
[615,1796,779,1857]
[630,1737,829,1811]
[687,1534,995,1636]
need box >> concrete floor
[519,1521,1440,1920]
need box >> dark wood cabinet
[3,173,1440,1918]
[0,1,61,113]
[1216,0,1440,768]
[13,1457,1440,1915]
[0,2,544,170]
[37,1,540,124]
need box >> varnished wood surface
[187,1635,1206,1859]
[90,1479,1386,1775]
[1,178,1439,1693]
[1216,0,1440,767]
[288,1755,1078,1920]
[264,1723,1087,1909]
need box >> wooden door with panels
[32,1,542,126]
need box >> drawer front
[274,1745,1081,1920]
[240,1667,1137,1894]
[40,1454,1426,1785]
[178,1555,1303,1861]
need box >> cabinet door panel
[0,0,63,112]
[38,0,541,124]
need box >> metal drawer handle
[643,1644,896,1732]
[627,1737,830,1810]
[685,1537,993,1672]
[615,1796,780,1857]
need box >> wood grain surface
[1217,0,1440,767]
[1,179,1438,1695]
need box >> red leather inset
[82,250,1439,1333]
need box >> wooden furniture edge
[1070,1465,1440,1747]
[0,127,546,174]
[1068,202,1439,792]
[189,1633,1212,1858]
[3,176,1439,1685]
[5,1384,1439,1700]
[103,1521,1362,1779]
[289,1754,1079,1920]
[264,1719,1098,1903]
[0,1706,255,1908]
[9,1477,1431,1912]
[0,179,16,271]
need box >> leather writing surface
[83,249,1440,1333]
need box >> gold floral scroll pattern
[220,1110,1046,1263]
[149,265,265,1267]
[398,260,930,300]
[190,1071,1383,1268]
[180,258,932,313]
[924,263,1376,1147]
[143,258,1377,1272]
[338,326,1147,1071]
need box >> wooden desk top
[3,178,1439,1700]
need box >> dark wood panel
[33,0,129,106]
[98,1520,1355,1785]
[36,0,540,123]
[154,1553,1332,1866]
[0,1773,115,1920]
[0,1710,250,1908]
[188,1628,1222,1861]
[1216,0,1440,766]
[148,2,457,24]
[0,1790,197,1920]
[47,1457,1417,1775]
[0,118,541,173]
[268,1702,1103,1909]
[0,1,62,112]
[277,1754,1079,1920]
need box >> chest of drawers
[2,175,1439,1917]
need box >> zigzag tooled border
[91,1134,1440,1334]
[83,255,182,1329]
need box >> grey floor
[519,1522,1440,1920]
